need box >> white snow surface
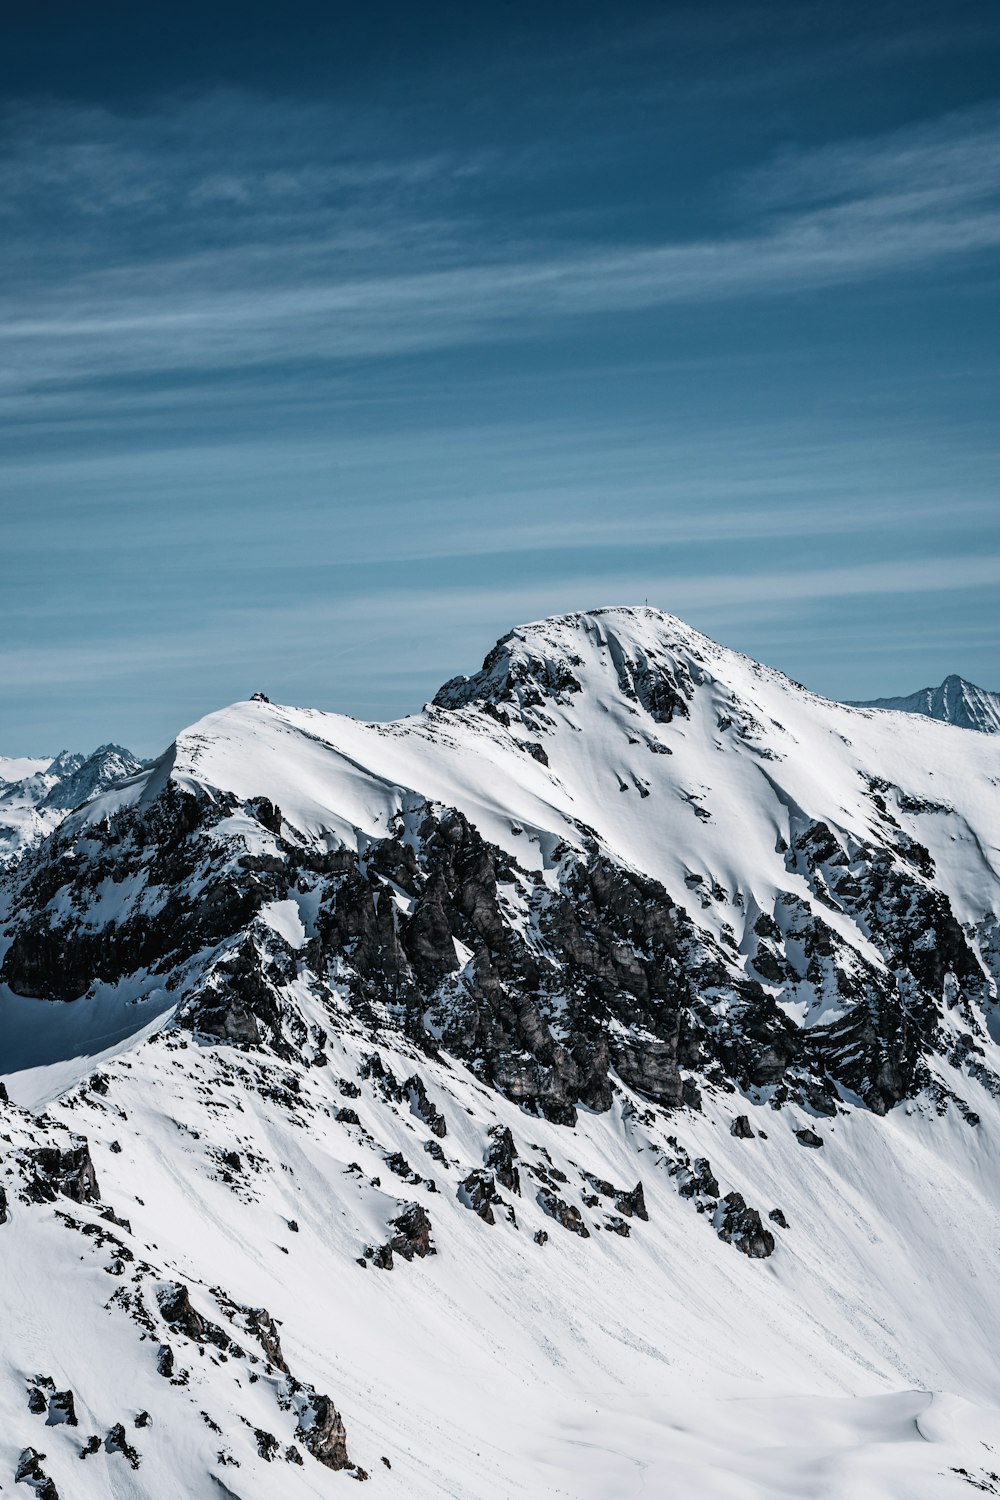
[0,756,51,783]
[3,608,1000,1498]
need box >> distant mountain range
[851,673,1000,733]
[0,743,143,861]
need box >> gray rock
[537,1189,589,1237]
[296,1391,351,1471]
[458,1170,500,1224]
[715,1192,775,1258]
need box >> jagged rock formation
[714,1192,775,1258]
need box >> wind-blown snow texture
[2,607,1000,1498]
[852,673,1000,734]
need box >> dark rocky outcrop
[537,1189,589,1237]
[105,1422,141,1468]
[296,1392,351,1471]
[484,1125,520,1193]
[458,1170,502,1225]
[26,1141,100,1205]
[157,1282,228,1350]
[676,1157,720,1200]
[404,1074,447,1137]
[386,1203,435,1262]
[46,1389,78,1426]
[15,1448,59,1499]
[614,1182,648,1220]
[715,1193,775,1258]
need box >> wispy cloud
[4,552,997,686]
[1,98,998,408]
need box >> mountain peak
[433,605,712,723]
[851,673,1000,734]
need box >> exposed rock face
[244,1307,289,1374]
[156,1282,229,1351]
[458,1170,501,1225]
[4,767,947,1135]
[615,1182,648,1220]
[26,1141,100,1204]
[104,1422,141,1468]
[15,1447,60,1499]
[46,1389,78,1426]
[715,1193,775,1258]
[158,1282,207,1340]
[676,1157,720,1200]
[537,1189,589,1237]
[485,1126,520,1194]
[386,1203,435,1261]
[795,1128,824,1149]
[405,1074,447,1137]
[296,1392,351,1471]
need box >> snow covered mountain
[851,673,1000,734]
[0,744,144,864]
[2,606,1000,1498]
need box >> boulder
[537,1189,589,1237]
[458,1170,500,1225]
[296,1392,351,1471]
[386,1203,435,1261]
[715,1192,775,1258]
[615,1181,648,1220]
[485,1125,520,1194]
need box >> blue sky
[2,0,998,754]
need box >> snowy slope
[2,608,1000,1499]
[852,673,1000,734]
[0,756,52,784]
